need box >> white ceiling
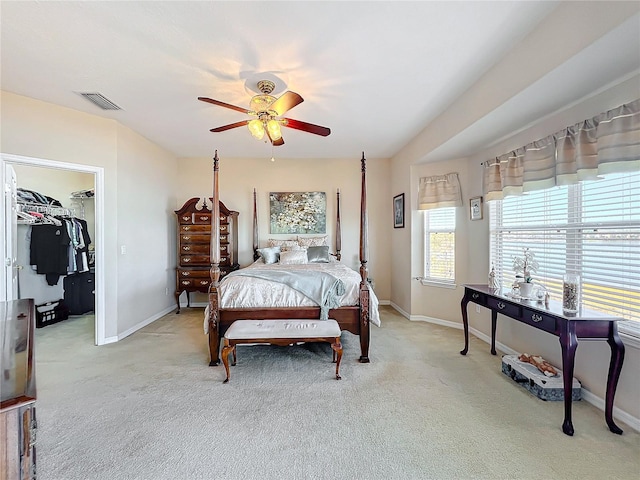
[1,2,637,161]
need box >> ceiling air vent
[77,92,122,110]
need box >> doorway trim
[1,153,106,346]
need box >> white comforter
[205,260,380,330]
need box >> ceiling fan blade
[268,91,304,116]
[210,120,249,133]
[281,118,331,137]
[198,97,251,115]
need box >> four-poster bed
[205,151,375,366]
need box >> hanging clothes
[29,223,71,285]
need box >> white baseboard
[116,305,177,342]
[391,305,640,433]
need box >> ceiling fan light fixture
[248,119,265,140]
[250,94,276,113]
[266,119,282,140]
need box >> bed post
[335,189,342,261]
[359,152,371,363]
[253,188,259,261]
[208,150,222,366]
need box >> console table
[460,284,625,436]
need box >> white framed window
[423,207,456,286]
[490,171,640,337]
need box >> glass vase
[563,274,580,314]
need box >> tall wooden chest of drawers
[174,197,239,313]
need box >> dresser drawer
[193,213,212,224]
[487,297,521,318]
[180,234,210,244]
[179,224,211,233]
[522,308,556,333]
[177,269,210,279]
[180,255,230,267]
[180,244,210,254]
[180,244,229,255]
[468,290,486,306]
[178,278,211,289]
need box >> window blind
[490,171,640,329]
[424,207,456,282]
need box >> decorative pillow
[297,235,328,248]
[267,239,301,252]
[307,245,330,263]
[279,250,308,265]
[257,246,281,264]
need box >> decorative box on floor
[501,354,581,401]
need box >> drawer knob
[221,226,227,232]
[181,271,190,276]
[181,280,190,285]
[221,215,226,221]
[497,302,506,310]
[200,280,209,285]
[472,293,479,299]
[200,216,210,221]
[182,216,190,222]
[531,314,543,323]
[221,246,227,252]
[182,226,190,231]
[182,246,191,251]
[183,257,191,262]
[182,236,191,241]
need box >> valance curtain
[483,99,640,201]
[418,172,462,210]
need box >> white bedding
[204,260,380,332]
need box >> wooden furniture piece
[1,299,37,480]
[460,284,625,436]
[206,151,372,366]
[175,197,239,313]
[221,319,343,382]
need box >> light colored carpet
[34,306,639,480]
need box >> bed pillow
[279,250,308,265]
[297,235,328,248]
[307,245,330,263]
[267,239,301,252]
[257,246,281,264]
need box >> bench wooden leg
[221,340,234,383]
[332,338,343,380]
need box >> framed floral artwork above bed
[269,191,327,234]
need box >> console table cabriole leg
[460,295,470,355]
[490,311,497,355]
[559,324,578,436]
[605,324,625,435]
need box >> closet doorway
[1,153,106,345]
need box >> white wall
[1,91,179,340]
[389,4,640,425]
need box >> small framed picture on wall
[470,196,483,221]
[393,193,405,228]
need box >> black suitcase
[64,272,95,315]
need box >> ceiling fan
[198,80,331,146]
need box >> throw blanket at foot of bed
[224,269,345,320]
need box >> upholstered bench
[221,319,343,383]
